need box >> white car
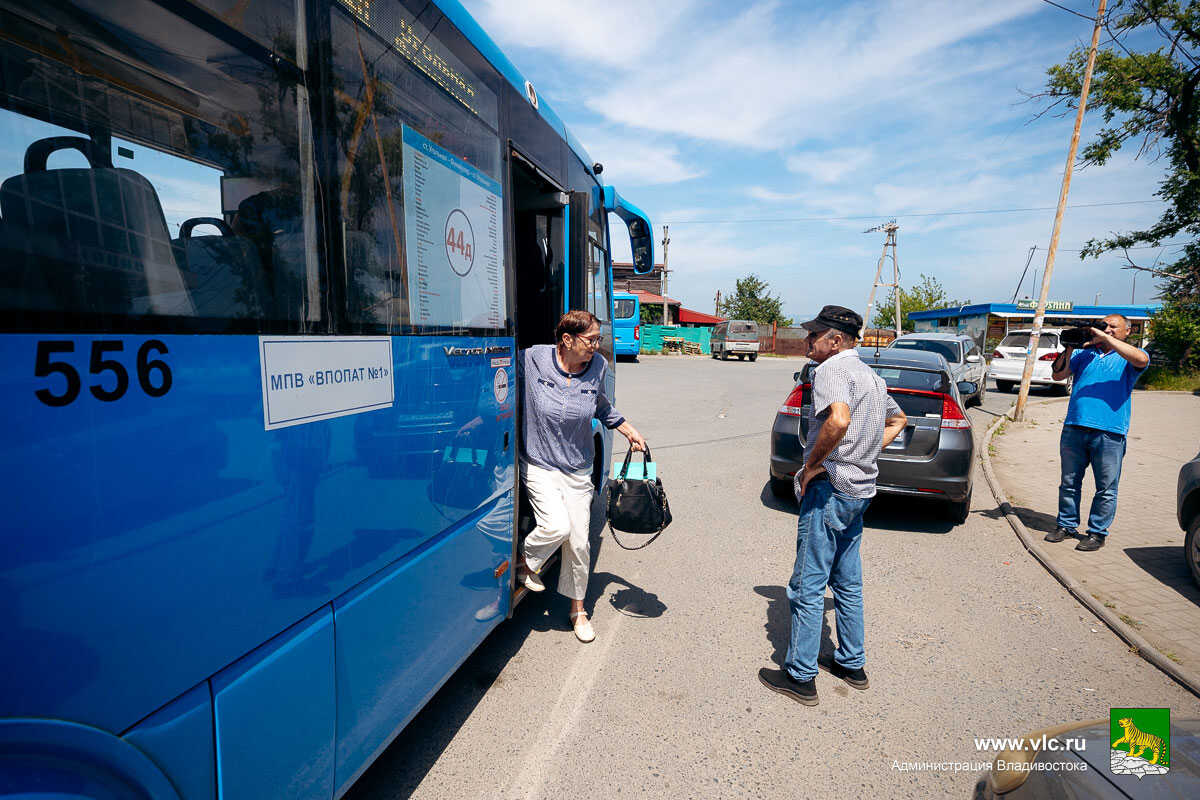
[988,328,1072,394]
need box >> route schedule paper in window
[402,125,505,329]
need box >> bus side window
[0,0,319,333]
[0,132,192,318]
[587,241,609,322]
[330,4,502,334]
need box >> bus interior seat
[0,217,56,310]
[344,230,398,328]
[0,136,194,317]
[233,189,308,320]
[172,216,266,319]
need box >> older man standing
[759,305,907,706]
[1044,314,1149,552]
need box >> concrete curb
[979,400,1200,698]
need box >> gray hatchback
[768,348,976,523]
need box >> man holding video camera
[1044,314,1149,551]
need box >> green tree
[718,274,792,326]
[640,303,664,325]
[1038,0,1200,369]
[870,273,966,330]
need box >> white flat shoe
[522,570,544,592]
[570,611,595,643]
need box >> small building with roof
[677,308,725,327]
[907,301,1159,349]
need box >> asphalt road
[347,355,1198,800]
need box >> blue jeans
[1056,425,1127,537]
[785,479,871,682]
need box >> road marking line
[499,607,627,800]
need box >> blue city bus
[0,1,653,797]
[612,292,641,359]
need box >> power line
[1040,0,1095,22]
[664,199,1160,225]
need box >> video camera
[1059,322,1096,348]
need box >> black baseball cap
[800,305,863,337]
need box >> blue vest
[1064,347,1146,436]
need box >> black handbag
[606,446,673,550]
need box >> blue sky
[462,0,1174,323]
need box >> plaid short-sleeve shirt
[797,349,902,499]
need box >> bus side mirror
[601,186,655,274]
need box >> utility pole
[714,290,721,316]
[863,221,901,338]
[1131,272,1136,304]
[660,225,671,326]
[1015,0,1106,422]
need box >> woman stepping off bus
[518,310,646,642]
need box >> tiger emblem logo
[1110,708,1170,778]
[1112,718,1164,764]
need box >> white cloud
[466,0,696,67]
[576,127,703,187]
[786,148,873,183]
[745,186,807,202]
[583,0,1045,148]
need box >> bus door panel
[211,607,335,800]
[568,191,588,313]
[331,492,513,795]
[123,682,215,800]
[511,152,565,350]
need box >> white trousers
[521,461,594,600]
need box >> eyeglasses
[575,334,603,346]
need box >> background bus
[613,292,641,360]
[0,1,652,798]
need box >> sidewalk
[989,392,1200,682]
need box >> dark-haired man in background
[1044,314,1149,552]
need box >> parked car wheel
[738,353,746,361]
[946,490,972,524]
[1186,518,1200,589]
[996,380,1014,393]
[973,380,986,406]
[1057,375,1073,396]
[750,353,758,362]
[770,476,794,500]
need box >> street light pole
[1015,0,1106,422]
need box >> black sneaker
[758,668,818,705]
[1044,527,1075,543]
[827,661,869,690]
[1075,533,1106,551]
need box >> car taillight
[1039,351,1057,361]
[634,324,640,340]
[991,350,1003,359]
[779,383,811,417]
[940,393,970,429]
